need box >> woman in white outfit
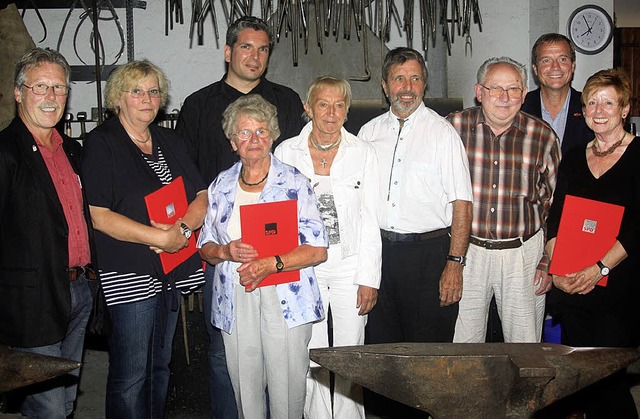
[274,76,382,419]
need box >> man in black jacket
[0,48,95,419]
[176,16,305,419]
[522,33,592,154]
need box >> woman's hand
[226,239,259,263]
[356,285,378,315]
[237,257,275,291]
[552,264,602,295]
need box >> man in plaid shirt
[447,56,561,343]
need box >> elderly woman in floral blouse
[198,94,328,419]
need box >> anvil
[0,345,81,392]
[310,343,640,418]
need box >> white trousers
[305,245,366,419]
[454,230,545,343]
[223,284,312,419]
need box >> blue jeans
[106,290,179,419]
[15,274,93,419]
[203,264,238,419]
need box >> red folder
[240,200,299,289]
[144,176,197,274]
[549,195,624,287]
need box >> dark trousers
[366,234,458,343]
[365,234,458,418]
[535,306,638,419]
[203,265,238,419]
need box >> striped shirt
[101,144,204,306]
[447,107,560,267]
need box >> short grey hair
[222,94,280,141]
[14,48,71,89]
[476,56,527,87]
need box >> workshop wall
[447,0,614,108]
[18,0,614,128]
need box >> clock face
[567,5,613,55]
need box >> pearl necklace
[310,132,341,151]
[592,132,626,157]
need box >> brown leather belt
[67,265,97,281]
[469,230,538,250]
[381,227,451,242]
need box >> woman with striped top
[81,60,207,419]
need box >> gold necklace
[591,132,626,157]
[125,128,151,144]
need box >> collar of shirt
[34,128,63,154]
[540,89,571,143]
[220,75,266,99]
[475,107,528,138]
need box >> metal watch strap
[180,222,192,239]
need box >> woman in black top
[545,68,640,418]
[81,60,207,419]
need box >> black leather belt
[469,230,538,250]
[67,265,97,281]
[381,227,451,242]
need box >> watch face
[567,5,613,55]
[601,267,610,276]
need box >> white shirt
[358,103,473,234]
[275,123,382,289]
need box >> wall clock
[567,4,613,55]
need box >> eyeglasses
[22,83,70,96]
[233,128,270,141]
[478,84,523,99]
[124,88,162,99]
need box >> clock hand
[583,15,593,30]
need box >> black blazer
[522,87,593,154]
[0,117,97,347]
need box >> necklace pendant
[320,158,327,169]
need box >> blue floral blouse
[197,155,328,333]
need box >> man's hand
[439,263,463,307]
[356,285,378,315]
[534,268,552,295]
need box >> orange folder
[240,200,299,289]
[144,176,197,274]
[549,195,625,287]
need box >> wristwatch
[446,255,466,266]
[275,255,284,273]
[179,222,192,239]
[596,260,610,276]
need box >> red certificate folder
[549,195,624,287]
[240,200,299,289]
[144,176,197,274]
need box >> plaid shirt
[447,107,561,268]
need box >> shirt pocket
[406,162,440,203]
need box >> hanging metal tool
[20,0,46,43]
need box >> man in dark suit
[0,48,95,419]
[522,33,592,154]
